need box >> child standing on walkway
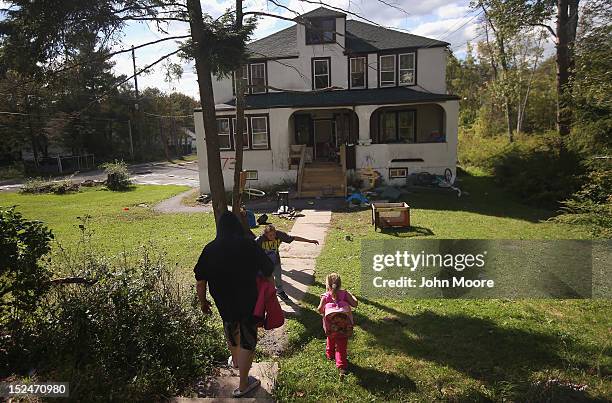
[317,273,358,376]
[256,224,319,301]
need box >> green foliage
[459,132,583,207]
[20,178,80,194]
[102,160,132,191]
[2,223,225,400]
[0,206,54,317]
[554,162,612,236]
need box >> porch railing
[339,144,347,197]
[296,145,307,195]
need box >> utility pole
[131,46,140,160]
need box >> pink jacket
[253,276,284,330]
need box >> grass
[0,185,292,278]
[275,171,611,402]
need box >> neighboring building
[194,7,459,196]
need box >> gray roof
[247,17,448,59]
[296,7,346,19]
[220,87,458,110]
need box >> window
[399,53,415,85]
[217,118,231,150]
[232,117,249,149]
[398,111,415,143]
[389,168,408,179]
[379,54,396,87]
[245,170,258,180]
[350,57,366,89]
[250,116,268,149]
[250,63,266,94]
[305,18,335,44]
[312,58,330,90]
[233,65,248,94]
[378,110,416,143]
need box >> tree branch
[533,23,556,38]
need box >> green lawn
[0,185,291,278]
[275,173,611,401]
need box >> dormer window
[305,17,335,45]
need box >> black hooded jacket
[194,211,274,322]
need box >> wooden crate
[371,202,410,231]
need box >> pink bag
[323,300,353,337]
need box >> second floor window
[306,18,335,44]
[399,53,415,85]
[312,58,330,90]
[250,63,266,93]
[350,57,366,89]
[379,54,396,87]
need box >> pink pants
[326,335,348,369]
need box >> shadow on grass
[349,362,416,395]
[401,170,557,223]
[351,296,600,400]
[378,225,434,237]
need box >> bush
[553,162,612,236]
[102,160,132,191]
[0,206,54,317]
[2,222,225,400]
[459,132,583,207]
[20,178,79,194]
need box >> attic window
[305,18,335,45]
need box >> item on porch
[346,192,369,205]
[359,167,382,190]
[376,185,402,201]
[257,213,269,225]
[196,193,211,204]
[245,210,257,228]
[276,191,290,212]
[371,202,411,231]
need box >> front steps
[298,162,346,198]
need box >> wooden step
[301,182,344,191]
[298,189,345,198]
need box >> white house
[195,7,459,197]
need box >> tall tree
[232,0,247,222]
[555,0,580,136]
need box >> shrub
[2,222,225,400]
[553,162,612,236]
[102,160,132,191]
[20,178,79,194]
[0,206,54,318]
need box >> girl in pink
[317,273,358,376]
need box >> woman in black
[194,211,274,397]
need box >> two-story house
[194,7,459,197]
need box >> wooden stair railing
[339,144,347,197]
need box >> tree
[1,1,255,222]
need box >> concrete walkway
[176,209,332,401]
[153,188,213,213]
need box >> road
[0,160,200,191]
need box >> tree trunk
[187,0,228,222]
[232,0,246,224]
[556,0,579,137]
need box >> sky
[1,0,546,98]
[113,0,486,98]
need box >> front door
[313,119,335,161]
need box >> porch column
[441,100,459,176]
[354,105,376,145]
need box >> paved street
[0,160,200,191]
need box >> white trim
[398,53,415,86]
[350,56,367,89]
[250,116,268,149]
[379,54,396,87]
[313,59,330,89]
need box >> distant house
[194,7,459,196]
